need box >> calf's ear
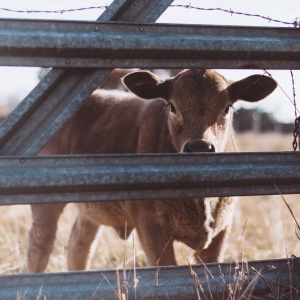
[122,71,170,100]
[228,74,277,102]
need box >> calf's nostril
[208,144,215,152]
[182,143,192,152]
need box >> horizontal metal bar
[0,152,299,205]
[0,258,297,299]
[0,20,299,69]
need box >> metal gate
[0,0,299,298]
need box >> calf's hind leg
[27,203,66,273]
[67,215,99,270]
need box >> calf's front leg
[27,203,66,273]
[135,217,176,266]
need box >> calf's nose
[183,140,215,153]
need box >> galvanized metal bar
[0,258,297,299]
[0,20,299,69]
[0,152,299,205]
[0,0,172,156]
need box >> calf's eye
[223,105,231,116]
[168,102,177,114]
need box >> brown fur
[27,69,277,272]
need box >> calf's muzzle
[183,140,215,153]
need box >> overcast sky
[0,0,299,123]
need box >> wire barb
[292,117,300,151]
[290,71,299,151]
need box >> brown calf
[27,69,277,272]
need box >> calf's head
[123,69,277,153]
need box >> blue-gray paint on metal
[0,0,172,156]
[0,152,299,205]
[0,20,299,69]
[0,258,296,299]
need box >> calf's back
[40,89,174,155]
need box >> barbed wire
[170,4,300,27]
[291,71,298,119]
[0,4,298,27]
[0,6,108,15]
[265,68,300,150]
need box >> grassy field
[0,132,299,275]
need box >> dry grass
[0,132,299,275]
[232,132,300,261]
[235,131,294,152]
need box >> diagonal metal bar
[0,0,173,156]
[0,69,110,155]
[0,152,299,205]
[100,0,174,22]
[0,258,297,299]
[0,20,299,69]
